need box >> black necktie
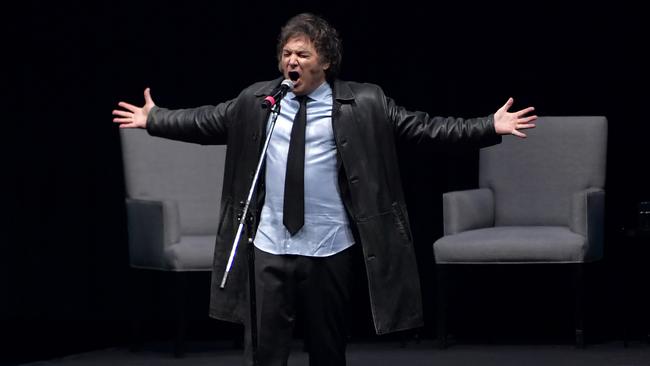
[283,95,308,236]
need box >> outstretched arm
[112,88,156,129]
[493,97,537,138]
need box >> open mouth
[288,71,300,82]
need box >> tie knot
[295,95,309,106]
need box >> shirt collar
[287,81,332,103]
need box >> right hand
[112,88,156,129]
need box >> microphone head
[261,80,295,109]
[281,79,294,90]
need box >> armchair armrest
[125,198,181,270]
[442,188,494,235]
[570,188,605,262]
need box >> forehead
[282,34,316,52]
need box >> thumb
[144,87,155,106]
[502,97,514,111]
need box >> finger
[112,110,133,118]
[501,97,514,111]
[518,115,538,123]
[512,129,527,138]
[113,117,132,123]
[144,87,153,105]
[516,123,536,130]
[515,106,535,118]
[118,101,139,113]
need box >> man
[113,12,536,366]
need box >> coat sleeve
[145,98,237,145]
[386,97,502,150]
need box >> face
[280,35,329,96]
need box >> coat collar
[332,79,355,103]
[253,77,283,97]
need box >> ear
[322,62,330,71]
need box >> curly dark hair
[277,13,342,82]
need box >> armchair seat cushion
[164,235,216,271]
[434,226,586,264]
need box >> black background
[4,0,650,363]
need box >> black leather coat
[146,78,501,334]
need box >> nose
[288,54,299,67]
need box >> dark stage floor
[16,339,650,366]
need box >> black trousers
[244,246,354,366]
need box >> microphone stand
[220,101,282,366]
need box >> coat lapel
[332,80,356,171]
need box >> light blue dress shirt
[254,81,355,257]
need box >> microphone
[261,79,294,109]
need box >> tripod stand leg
[248,238,259,366]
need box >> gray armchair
[433,116,607,348]
[120,128,226,356]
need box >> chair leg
[173,272,188,358]
[572,263,585,348]
[436,264,448,349]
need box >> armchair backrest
[479,116,607,227]
[119,129,226,235]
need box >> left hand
[493,97,537,138]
